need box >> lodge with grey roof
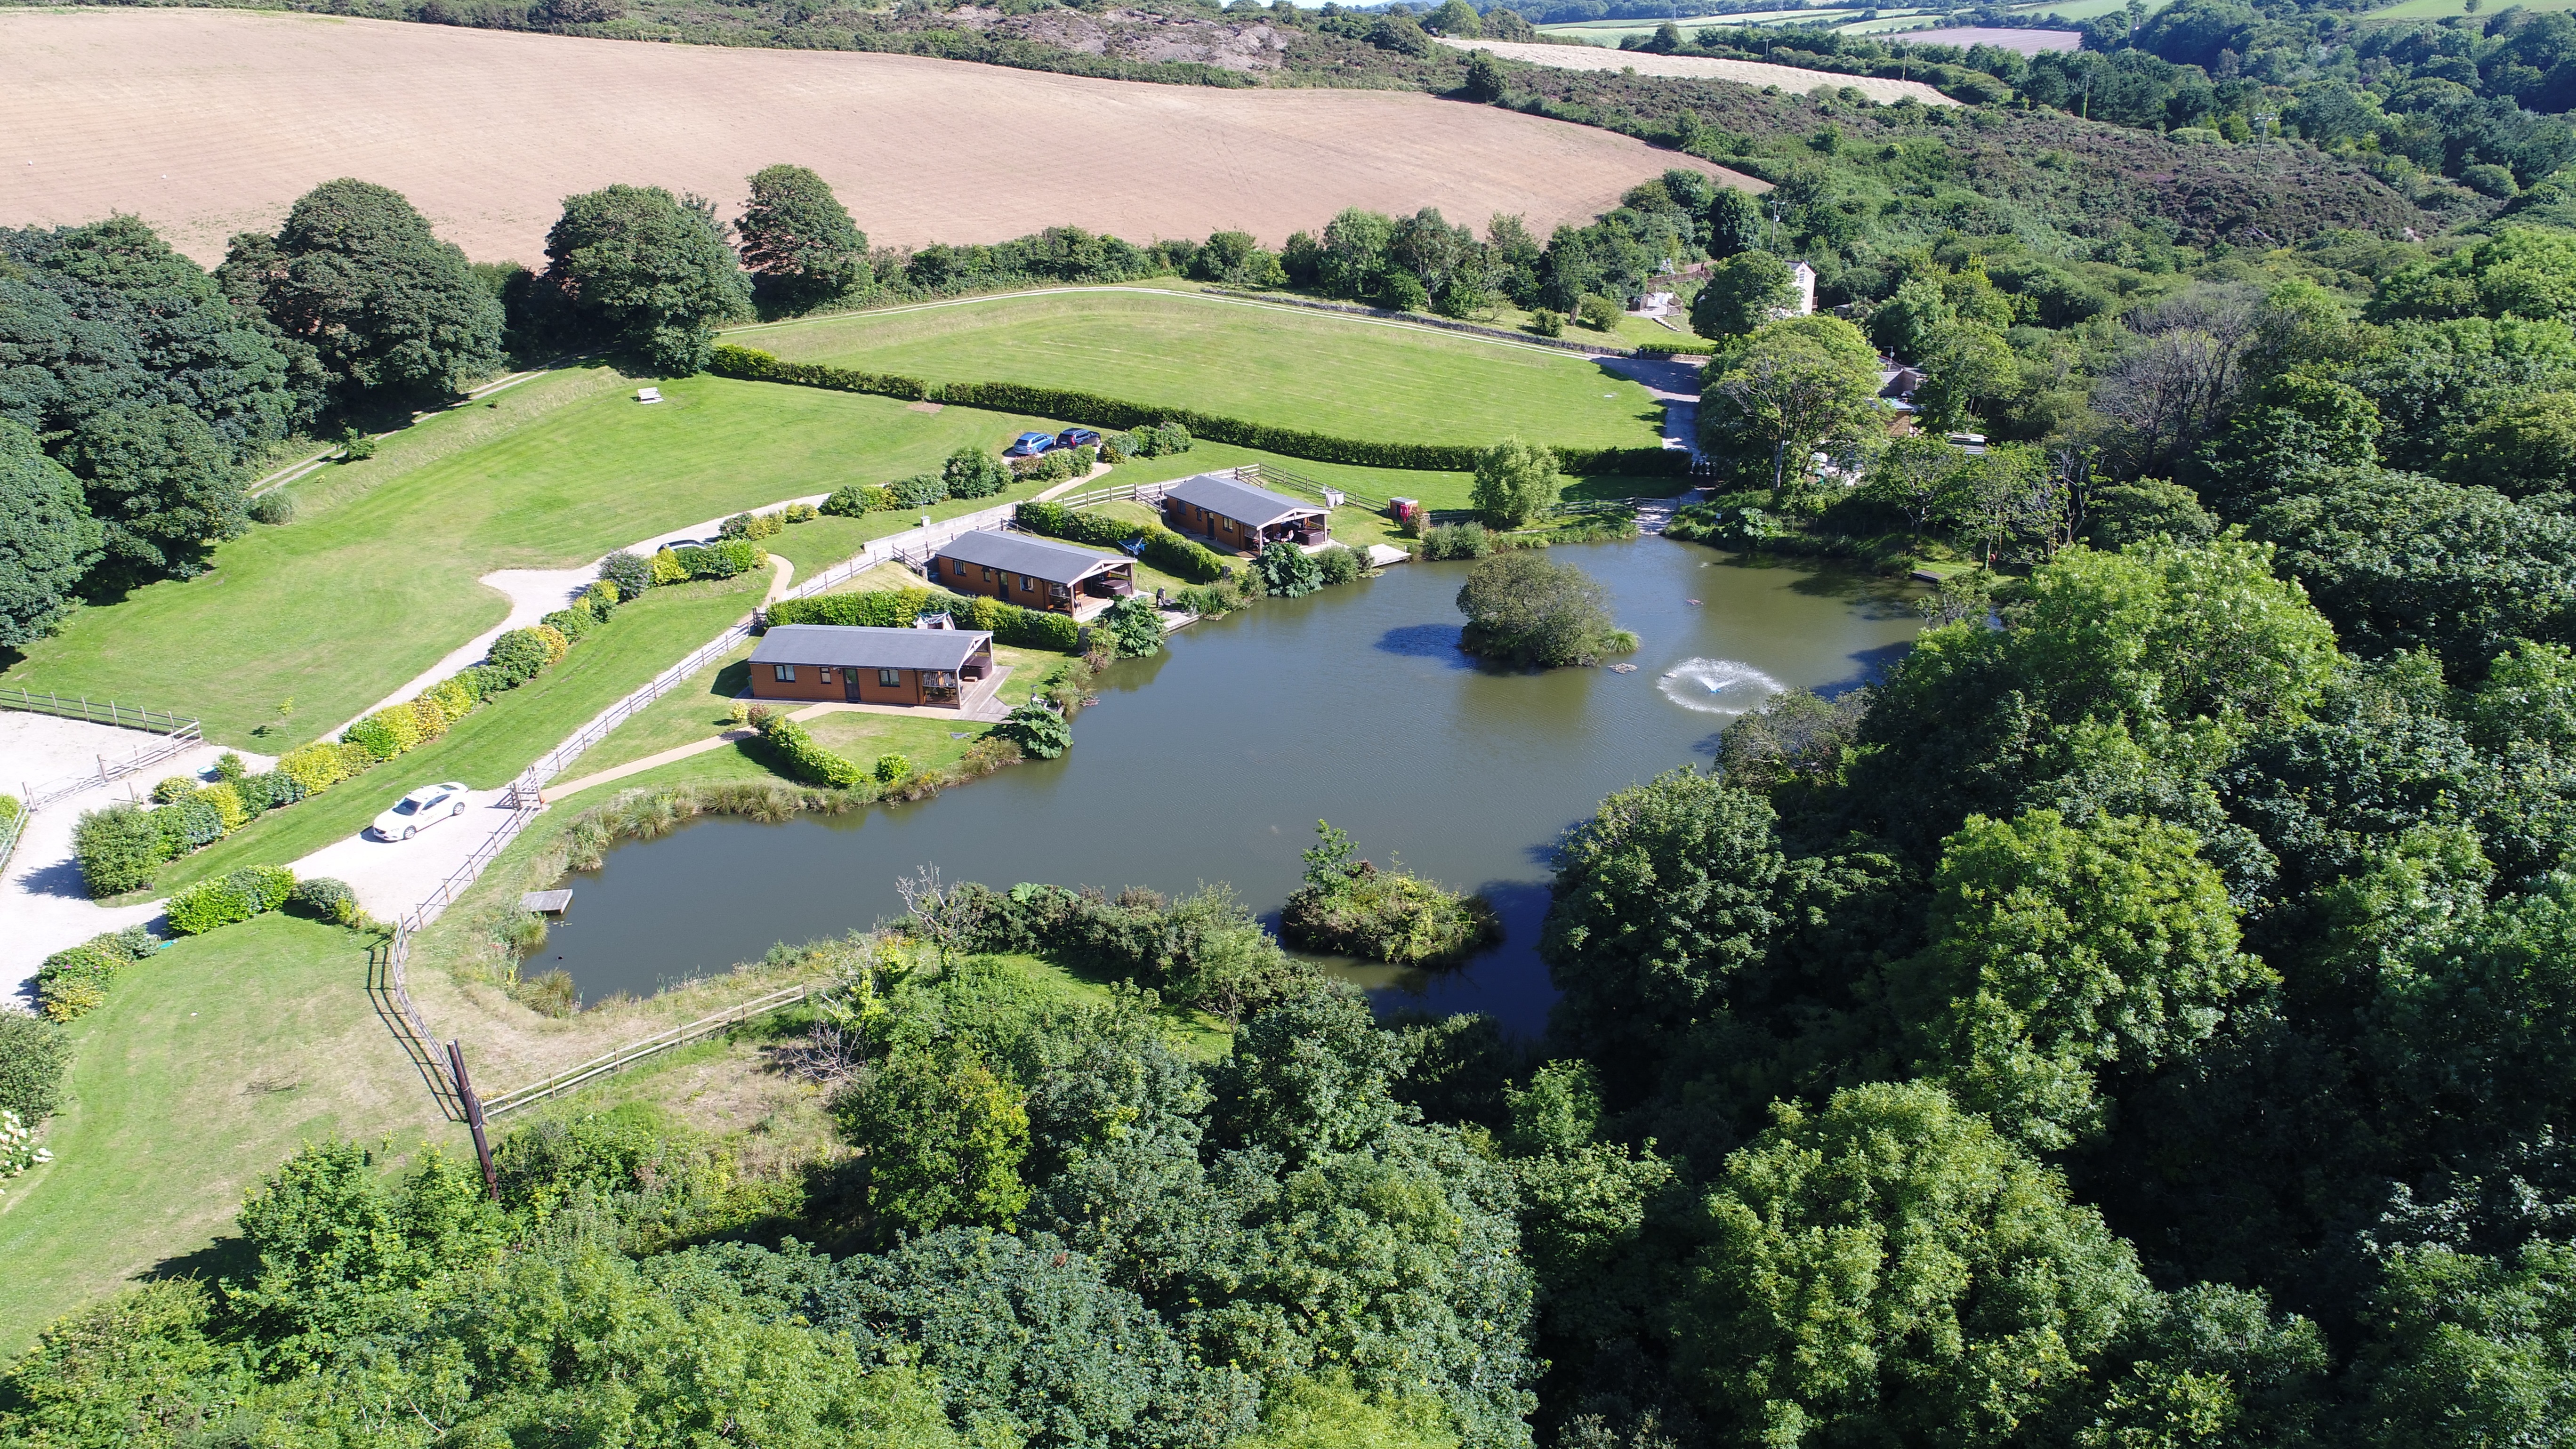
[929,529,1135,615]
[747,623,994,710]
[1160,473,1329,555]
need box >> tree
[736,163,871,310]
[218,178,505,411]
[1913,320,2020,433]
[2084,478,2217,547]
[1707,188,1767,259]
[1317,209,1394,302]
[65,402,246,580]
[1859,432,1960,545]
[1944,441,2060,566]
[2442,389,2576,495]
[1676,1082,2154,1447]
[1699,315,1885,497]
[1454,551,1631,668]
[2369,227,2576,327]
[542,185,753,374]
[1463,48,1508,102]
[2352,1241,2576,1449]
[832,1045,1032,1240]
[0,419,103,647]
[1212,990,1409,1165]
[0,1010,72,1125]
[1539,769,1785,1082]
[1424,0,1479,34]
[1690,250,1797,339]
[1890,809,2269,1149]
[1469,437,1560,527]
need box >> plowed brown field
[0,8,1755,265]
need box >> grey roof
[934,529,1127,584]
[751,624,992,672]
[1162,473,1321,526]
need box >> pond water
[538,538,1924,1035]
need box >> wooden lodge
[748,624,994,710]
[1160,473,1328,555]
[929,529,1135,614]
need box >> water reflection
[540,539,1925,1035]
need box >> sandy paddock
[1436,37,1961,105]
[0,9,1754,265]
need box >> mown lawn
[0,913,454,1353]
[737,289,1669,451]
[3,368,1084,745]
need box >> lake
[538,537,1924,1035]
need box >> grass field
[739,290,1669,451]
[0,913,455,1352]
[2,368,1091,746]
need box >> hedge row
[708,344,930,401]
[32,925,159,1023]
[755,714,867,789]
[75,763,312,899]
[710,345,1692,477]
[766,586,1082,653]
[1013,501,1224,584]
[168,864,294,936]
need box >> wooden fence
[3,688,207,810]
[480,982,813,1118]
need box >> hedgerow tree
[1699,314,1884,499]
[0,419,103,647]
[0,214,298,584]
[736,163,871,311]
[1689,249,1796,338]
[542,185,753,374]
[832,1045,1032,1241]
[219,178,506,411]
[1470,437,1559,528]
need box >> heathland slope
[0,8,1740,264]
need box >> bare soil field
[1438,36,1960,105]
[0,8,1749,265]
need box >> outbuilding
[929,529,1135,615]
[1160,473,1329,555]
[748,624,994,709]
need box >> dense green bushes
[996,701,1071,760]
[714,344,1690,476]
[1279,822,1498,967]
[707,343,929,400]
[33,926,159,1022]
[165,865,295,936]
[766,586,1081,653]
[957,879,1321,1022]
[756,713,868,789]
[286,876,361,926]
[668,539,765,581]
[1013,500,1223,583]
[0,1012,72,1126]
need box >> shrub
[1173,583,1232,616]
[1099,595,1165,658]
[541,606,597,643]
[756,714,867,789]
[1013,501,1221,584]
[650,547,690,585]
[942,447,1014,500]
[1142,529,1225,583]
[1280,824,1500,967]
[705,343,931,401]
[784,501,820,523]
[165,865,295,936]
[150,776,195,805]
[1529,308,1565,338]
[214,752,246,782]
[720,510,785,541]
[37,976,103,1024]
[0,1012,72,1124]
[36,932,151,1022]
[198,783,249,834]
[1577,294,1624,330]
[677,539,765,580]
[287,876,361,925]
[343,701,428,759]
[998,701,1072,760]
[1255,540,1324,598]
[1,1108,49,1189]
[1101,432,1137,463]
[1420,522,1493,560]
[408,694,453,742]
[278,742,357,796]
[1457,551,1633,668]
[1317,544,1364,586]
[873,753,911,784]
[487,625,569,684]
[580,580,620,617]
[250,490,296,525]
[600,548,654,599]
[1071,444,1099,474]
[1153,421,1193,456]
[156,793,225,855]
[73,805,163,897]
[1034,449,1077,483]
[0,793,17,829]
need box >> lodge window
[878,668,901,687]
[818,668,833,683]
[773,664,796,682]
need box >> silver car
[371,781,468,841]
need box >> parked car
[1004,432,1058,458]
[1056,427,1102,451]
[371,782,469,841]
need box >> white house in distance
[1791,260,1818,315]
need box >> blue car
[1004,432,1058,458]
[1057,428,1103,451]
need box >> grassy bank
[0,914,452,1352]
[741,289,1668,451]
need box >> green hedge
[1014,502,1224,584]
[167,865,295,936]
[712,345,1692,477]
[767,586,1082,653]
[756,714,867,789]
[708,344,930,401]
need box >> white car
[371,782,469,841]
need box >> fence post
[447,1041,501,1201]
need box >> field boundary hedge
[708,345,1690,477]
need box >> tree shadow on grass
[146,1232,257,1288]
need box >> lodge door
[844,670,864,702]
